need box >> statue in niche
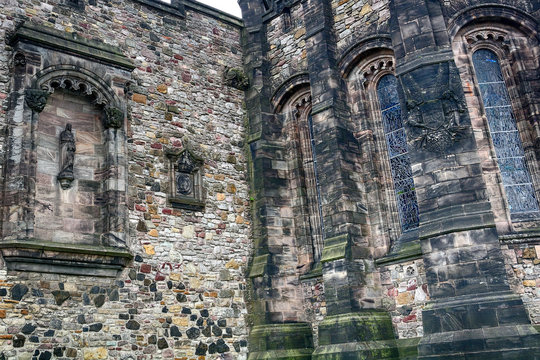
[57,123,76,189]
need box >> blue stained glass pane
[498,158,531,185]
[478,83,511,108]
[377,74,419,231]
[485,107,517,132]
[390,155,413,181]
[505,184,540,213]
[491,132,524,159]
[473,49,540,216]
[382,106,403,134]
[472,50,505,83]
[397,191,420,231]
[386,129,408,158]
[377,75,400,110]
[394,177,415,195]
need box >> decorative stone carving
[57,123,76,189]
[223,68,249,91]
[406,99,467,154]
[25,89,49,113]
[13,52,26,68]
[166,142,205,211]
[103,106,124,129]
[404,63,468,153]
[465,28,509,51]
[41,76,107,105]
[357,56,394,87]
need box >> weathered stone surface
[52,290,71,305]
[11,284,28,301]
[186,327,201,339]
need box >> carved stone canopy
[356,56,395,87]
[41,76,109,105]
[465,28,509,51]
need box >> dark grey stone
[126,320,140,330]
[186,327,200,339]
[170,325,181,337]
[51,291,70,306]
[21,323,36,334]
[195,342,208,355]
[11,284,28,301]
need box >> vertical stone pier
[304,0,400,358]
[390,0,540,358]
[240,1,315,358]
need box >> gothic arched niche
[1,22,134,276]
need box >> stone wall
[503,240,540,325]
[0,1,250,359]
[332,0,390,53]
[266,2,308,90]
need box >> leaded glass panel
[472,49,540,216]
[377,74,419,231]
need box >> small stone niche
[167,147,205,211]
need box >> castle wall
[0,1,250,359]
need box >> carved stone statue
[57,123,76,189]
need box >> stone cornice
[8,22,135,70]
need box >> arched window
[376,74,419,232]
[293,98,324,263]
[472,49,540,218]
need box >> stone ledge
[248,254,270,278]
[248,323,314,359]
[169,196,205,211]
[0,239,132,277]
[320,234,349,263]
[500,231,540,245]
[9,22,135,70]
[376,235,422,267]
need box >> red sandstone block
[162,209,173,215]
[140,264,152,273]
[403,314,417,323]
[135,205,146,212]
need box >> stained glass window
[472,49,540,217]
[377,74,419,231]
